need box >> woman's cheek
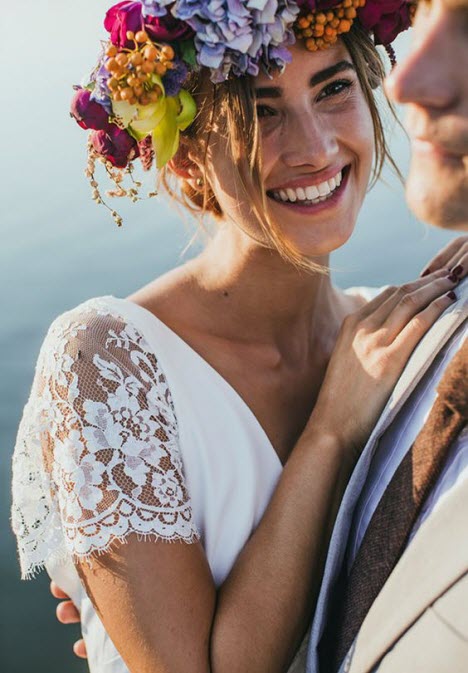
[348,102,375,183]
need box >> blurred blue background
[0,2,459,672]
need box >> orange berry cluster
[295,0,366,52]
[104,30,175,106]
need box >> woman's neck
[187,224,343,356]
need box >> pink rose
[90,125,140,168]
[70,89,111,131]
[358,0,412,45]
[104,1,193,49]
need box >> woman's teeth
[271,170,343,205]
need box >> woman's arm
[76,428,349,673]
[61,271,459,673]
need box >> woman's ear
[168,138,202,182]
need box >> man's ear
[168,137,201,181]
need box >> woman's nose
[281,113,339,169]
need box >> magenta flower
[145,11,194,42]
[104,1,193,49]
[70,88,111,131]
[104,2,145,48]
[296,0,339,10]
[90,125,140,168]
[358,0,412,45]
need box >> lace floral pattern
[12,298,199,579]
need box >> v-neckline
[108,296,285,470]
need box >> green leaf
[152,97,180,169]
[176,89,197,131]
[179,39,197,68]
[150,74,165,96]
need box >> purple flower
[90,59,114,114]
[163,58,189,96]
[141,0,176,18]
[173,0,299,82]
[70,88,111,131]
[90,125,140,168]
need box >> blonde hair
[162,23,401,272]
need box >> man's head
[385,0,468,230]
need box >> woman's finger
[421,236,468,276]
[50,581,70,600]
[447,253,468,279]
[56,600,81,624]
[380,273,460,341]
[73,639,88,659]
[390,291,458,365]
[359,269,449,326]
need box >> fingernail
[447,291,457,300]
[421,268,431,277]
[447,273,458,283]
[452,265,463,276]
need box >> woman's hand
[50,582,87,659]
[421,235,468,278]
[308,269,460,458]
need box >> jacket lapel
[307,279,468,673]
[348,477,468,673]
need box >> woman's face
[206,39,375,258]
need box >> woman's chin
[267,171,361,258]
[278,216,357,258]
[299,230,355,257]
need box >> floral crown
[71,0,414,225]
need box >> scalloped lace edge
[21,527,201,581]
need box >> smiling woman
[11,2,465,673]
[162,22,399,267]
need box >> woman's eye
[256,105,277,118]
[317,79,353,102]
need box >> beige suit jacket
[346,477,468,673]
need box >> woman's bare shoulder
[127,260,201,330]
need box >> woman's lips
[267,165,351,215]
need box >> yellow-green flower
[111,84,196,168]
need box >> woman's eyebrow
[310,60,355,87]
[255,60,355,99]
[255,86,282,99]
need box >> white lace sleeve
[12,300,199,579]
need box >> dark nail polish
[421,268,430,277]
[452,265,463,276]
[447,273,458,283]
[447,291,457,300]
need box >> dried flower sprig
[85,138,158,226]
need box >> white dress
[11,289,378,673]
